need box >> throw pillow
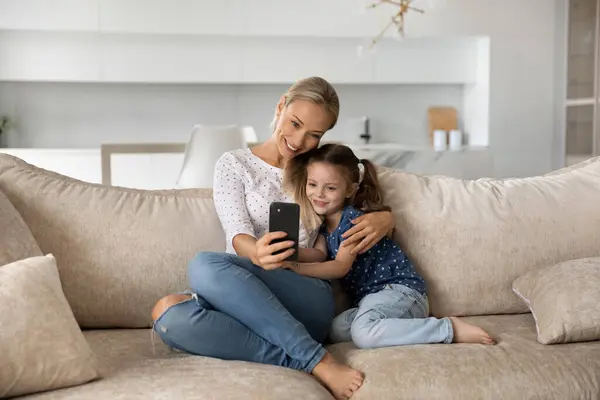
[0,188,42,266]
[512,257,600,344]
[0,255,102,398]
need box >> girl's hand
[341,211,394,255]
[254,232,295,270]
[282,261,299,270]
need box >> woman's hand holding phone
[254,232,295,270]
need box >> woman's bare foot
[151,294,192,321]
[312,352,364,400]
[450,317,496,345]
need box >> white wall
[404,0,564,177]
[0,0,566,177]
[463,37,490,147]
[0,30,482,148]
[0,82,464,148]
[0,32,479,84]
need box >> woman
[152,77,395,400]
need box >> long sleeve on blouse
[213,153,256,249]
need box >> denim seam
[444,317,454,344]
[304,345,327,373]
[397,297,419,319]
[390,284,428,318]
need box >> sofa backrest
[0,189,42,266]
[0,154,225,328]
[378,157,600,317]
[2,153,600,327]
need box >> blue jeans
[153,252,334,372]
[330,284,453,348]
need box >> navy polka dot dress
[322,206,427,307]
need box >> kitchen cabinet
[0,30,479,84]
[565,0,600,165]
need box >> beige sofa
[1,153,600,399]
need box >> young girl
[284,144,495,348]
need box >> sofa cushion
[332,314,600,400]
[0,154,225,329]
[0,188,42,265]
[0,255,102,398]
[378,156,600,317]
[21,314,600,400]
[513,257,600,344]
[21,330,332,400]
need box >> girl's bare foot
[450,317,496,345]
[312,352,364,400]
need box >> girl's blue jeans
[330,284,454,348]
[153,252,334,373]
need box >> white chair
[242,126,258,147]
[176,125,253,189]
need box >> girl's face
[274,98,333,163]
[306,161,357,216]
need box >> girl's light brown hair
[284,144,390,232]
[270,77,340,132]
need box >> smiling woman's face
[274,99,334,162]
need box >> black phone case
[269,202,300,262]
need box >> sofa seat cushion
[330,314,600,400]
[22,315,600,400]
[21,330,332,400]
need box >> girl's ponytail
[352,159,390,213]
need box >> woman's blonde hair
[284,144,390,233]
[270,77,340,132]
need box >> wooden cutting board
[428,107,458,144]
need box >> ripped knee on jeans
[151,292,194,322]
[151,291,197,355]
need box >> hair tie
[357,160,365,184]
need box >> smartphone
[269,202,300,262]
